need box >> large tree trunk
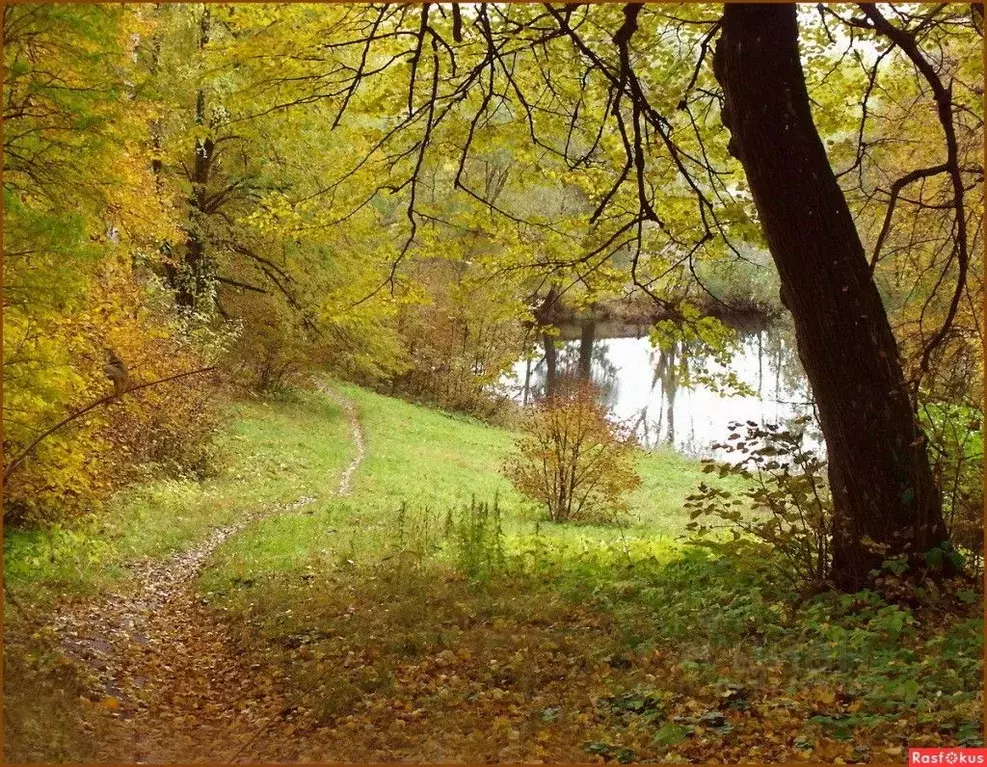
[713,4,949,590]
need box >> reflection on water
[504,321,823,459]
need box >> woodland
[2,2,984,763]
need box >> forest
[2,2,984,763]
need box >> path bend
[50,381,364,762]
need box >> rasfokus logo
[910,749,987,765]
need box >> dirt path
[318,382,365,497]
[52,383,365,762]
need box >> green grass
[196,384,981,762]
[3,381,719,605]
[3,389,353,604]
[5,382,981,762]
[200,383,713,591]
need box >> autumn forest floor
[3,383,982,763]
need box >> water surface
[503,321,822,459]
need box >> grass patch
[202,383,716,593]
[3,389,353,605]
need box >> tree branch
[3,366,217,487]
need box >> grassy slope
[3,380,717,602]
[4,383,980,762]
[199,384,982,762]
[200,382,711,591]
[3,390,353,603]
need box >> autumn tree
[505,383,641,523]
[238,3,980,589]
[711,4,971,587]
[2,5,222,520]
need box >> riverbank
[549,292,782,339]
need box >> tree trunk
[578,318,595,381]
[543,333,557,399]
[171,6,214,310]
[713,4,949,590]
[535,285,561,399]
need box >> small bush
[685,418,833,589]
[503,383,640,523]
[225,291,324,395]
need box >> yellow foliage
[3,255,222,524]
[503,383,641,523]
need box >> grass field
[200,382,715,593]
[4,383,981,763]
[3,389,354,605]
[195,384,981,762]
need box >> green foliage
[919,400,984,558]
[685,418,833,588]
[649,313,756,396]
[442,497,507,584]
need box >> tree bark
[534,285,561,399]
[169,6,214,310]
[543,333,557,399]
[578,317,595,381]
[713,4,949,590]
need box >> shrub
[3,265,225,525]
[503,383,640,523]
[920,401,983,562]
[685,418,833,589]
[225,291,324,395]
[389,258,527,418]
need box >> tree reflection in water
[507,318,823,460]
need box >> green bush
[685,417,832,589]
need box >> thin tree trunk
[578,317,595,381]
[535,285,561,399]
[664,346,677,447]
[543,333,557,399]
[173,5,214,310]
[713,4,949,590]
[522,356,532,407]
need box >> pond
[502,318,824,460]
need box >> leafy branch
[3,366,217,486]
